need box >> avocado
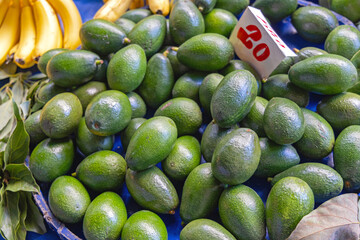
[347,50,360,93]
[47,50,103,88]
[254,138,300,178]
[107,44,147,93]
[169,0,205,45]
[177,33,234,72]
[29,138,74,182]
[180,219,236,240]
[36,81,67,106]
[317,92,360,132]
[25,110,47,145]
[120,9,152,23]
[163,47,189,78]
[126,92,146,118]
[219,185,266,240]
[162,136,201,181]
[138,53,174,108]
[211,70,257,128]
[85,90,132,136]
[325,25,360,60]
[199,73,223,115]
[92,58,108,82]
[121,210,167,240]
[154,97,202,136]
[215,0,248,15]
[73,81,107,111]
[263,97,305,145]
[114,18,135,34]
[76,118,114,156]
[37,48,68,75]
[192,0,216,14]
[120,118,146,151]
[252,0,298,22]
[288,54,358,95]
[291,6,338,43]
[331,0,360,22]
[211,128,261,185]
[266,177,314,240]
[180,163,223,223]
[334,125,360,191]
[80,19,129,56]
[294,47,327,63]
[271,163,343,202]
[172,71,206,103]
[262,74,309,107]
[294,108,335,159]
[270,56,295,76]
[128,15,166,57]
[83,192,127,240]
[40,92,82,139]
[164,19,173,46]
[240,96,268,137]
[126,166,179,214]
[49,176,90,224]
[125,116,177,171]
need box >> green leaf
[24,192,46,234]
[0,101,13,131]
[12,80,24,105]
[4,164,40,193]
[0,191,21,240]
[4,101,30,166]
[0,63,17,81]
[20,101,30,120]
[28,73,47,81]
[16,192,27,240]
[0,118,16,143]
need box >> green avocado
[120,118,146,151]
[126,166,179,214]
[49,176,90,224]
[120,9,152,23]
[325,25,360,59]
[294,47,327,63]
[180,163,223,223]
[172,71,206,103]
[204,9,237,37]
[219,185,266,240]
[240,96,268,137]
[163,47,189,78]
[30,138,74,182]
[121,210,167,240]
[192,0,216,14]
[83,192,127,240]
[266,177,314,240]
[73,81,107,111]
[347,50,360,93]
[36,81,66,107]
[270,56,295,77]
[114,18,135,34]
[331,0,360,22]
[199,73,223,115]
[180,219,236,240]
[271,163,343,203]
[25,110,47,145]
[215,0,249,15]
[164,19,174,46]
[126,92,146,118]
[252,0,298,22]
[37,48,68,75]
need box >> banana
[0,0,10,27]
[31,0,63,62]
[6,43,19,64]
[0,0,21,66]
[94,0,132,22]
[14,0,36,68]
[47,0,82,50]
[130,0,144,9]
[149,0,169,16]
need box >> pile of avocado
[24,0,360,239]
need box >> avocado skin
[73,81,107,111]
[288,54,358,95]
[219,185,266,240]
[49,176,90,224]
[30,138,74,182]
[180,163,223,223]
[291,6,338,43]
[125,116,177,171]
[126,166,179,214]
[121,9,152,23]
[252,0,298,22]
[164,47,189,78]
[170,0,205,45]
[254,138,300,178]
[294,47,327,63]
[83,192,127,240]
[36,81,67,106]
[204,8,237,37]
[270,56,295,77]
[201,121,238,162]
[347,50,360,93]
[240,96,268,137]
[325,25,360,60]
[272,163,343,203]
[128,15,166,57]
[180,219,236,240]
[126,92,146,118]
[294,108,335,159]
[211,128,261,185]
[317,92,360,132]
[199,73,223,115]
[266,177,314,240]
[263,74,309,107]
[121,210,167,240]
[80,19,128,56]
[120,118,146,151]
[25,110,47,145]
[334,125,360,191]
[211,70,257,128]
[47,50,103,88]
[177,33,234,72]
[38,48,68,75]
[114,18,135,34]
[263,97,305,145]
[172,71,206,103]
[331,0,360,22]
[215,0,249,15]
[192,0,216,14]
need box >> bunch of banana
[0,0,82,69]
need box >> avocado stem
[267,177,273,182]
[123,37,131,45]
[163,50,169,58]
[171,47,179,52]
[169,209,176,215]
[198,6,204,12]
[262,78,268,83]
[95,59,104,66]
[71,172,77,177]
[293,48,300,53]
[345,181,351,190]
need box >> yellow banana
[94,0,132,22]
[31,0,63,62]
[0,0,21,66]
[47,0,82,50]
[6,43,19,64]
[149,0,169,16]
[130,0,144,9]
[0,0,10,27]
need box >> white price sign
[229,6,296,79]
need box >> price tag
[229,6,296,79]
